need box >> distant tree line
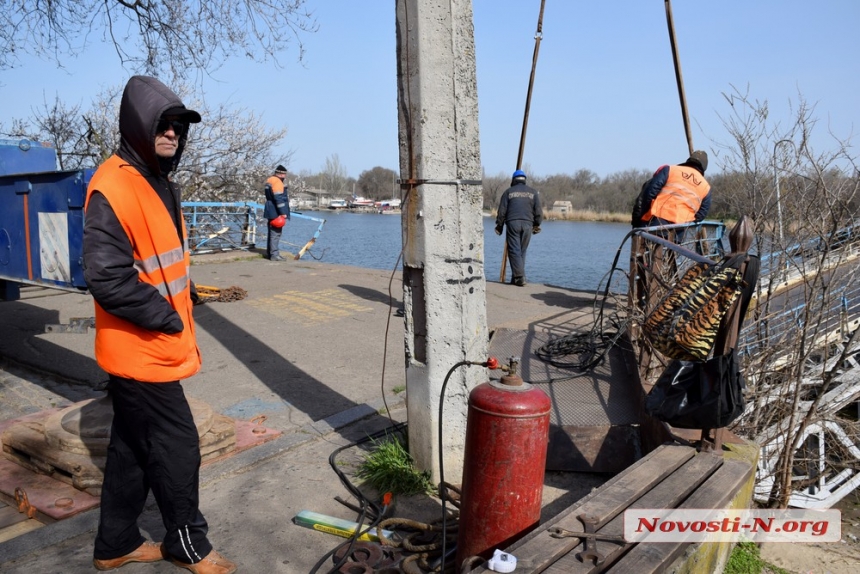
[347,164,772,221]
[296,162,758,221]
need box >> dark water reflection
[275,211,633,292]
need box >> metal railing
[182,201,326,259]
[183,202,258,253]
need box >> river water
[275,211,634,292]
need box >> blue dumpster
[0,139,91,301]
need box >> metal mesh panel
[489,328,639,426]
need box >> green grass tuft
[357,433,433,496]
[725,541,790,574]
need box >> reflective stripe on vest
[644,165,710,224]
[134,246,189,297]
[85,155,200,382]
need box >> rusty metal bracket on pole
[664,0,694,156]
[500,0,546,283]
[397,178,482,187]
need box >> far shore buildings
[552,200,573,215]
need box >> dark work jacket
[83,76,197,335]
[263,176,291,221]
[495,183,542,229]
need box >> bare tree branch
[716,88,860,507]
[1,1,318,80]
[2,82,290,204]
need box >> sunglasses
[156,118,186,135]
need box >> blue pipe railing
[181,201,326,259]
[738,223,860,357]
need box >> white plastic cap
[487,548,517,573]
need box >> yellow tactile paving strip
[245,289,374,326]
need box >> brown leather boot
[167,550,237,574]
[93,541,164,570]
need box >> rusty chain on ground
[195,285,247,303]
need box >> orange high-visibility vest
[85,155,201,382]
[644,165,711,224]
[266,175,285,194]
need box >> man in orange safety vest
[632,150,712,235]
[84,75,236,574]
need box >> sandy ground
[759,494,860,574]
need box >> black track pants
[94,376,212,564]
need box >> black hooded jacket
[83,76,196,335]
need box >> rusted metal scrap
[196,285,247,303]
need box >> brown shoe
[93,541,164,570]
[168,550,237,574]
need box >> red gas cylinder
[456,359,551,567]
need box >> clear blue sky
[1,1,858,179]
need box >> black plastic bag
[644,349,746,429]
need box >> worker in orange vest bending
[632,150,712,240]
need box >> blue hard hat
[512,169,526,179]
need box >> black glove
[495,225,503,235]
[532,226,541,234]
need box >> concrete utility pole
[394,0,488,483]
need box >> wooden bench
[474,443,755,573]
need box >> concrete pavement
[0,253,603,573]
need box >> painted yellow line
[245,289,374,326]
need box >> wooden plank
[200,414,238,462]
[607,458,754,574]
[2,422,105,488]
[548,444,695,529]
[0,518,43,544]
[3,414,237,491]
[544,452,724,573]
[479,444,696,573]
[0,504,30,529]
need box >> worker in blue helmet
[495,169,542,286]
